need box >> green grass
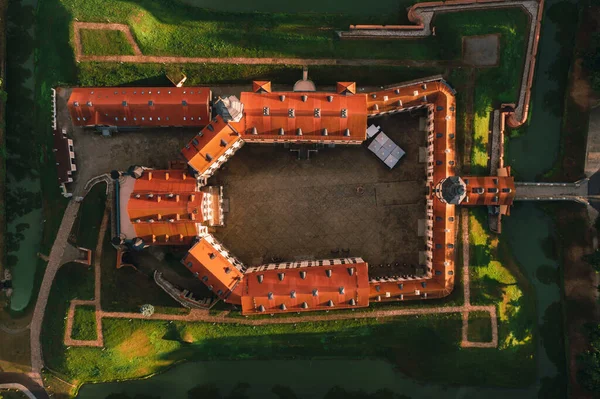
[469,208,534,351]
[468,311,493,342]
[41,262,95,370]
[47,312,535,389]
[76,62,445,88]
[71,305,98,341]
[80,29,135,56]
[99,227,188,315]
[472,108,491,174]
[57,0,529,62]
[72,182,106,250]
[0,390,28,399]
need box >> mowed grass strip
[469,208,534,352]
[71,305,98,341]
[468,311,493,342]
[72,182,106,250]
[51,312,534,388]
[60,0,528,61]
[80,29,136,56]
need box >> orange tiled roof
[239,91,367,142]
[68,87,211,127]
[463,176,515,206]
[123,170,203,245]
[365,80,458,301]
[336,81,357,95]
[181,115,243,175]
[182,235,244,301]
[252,81,272,93]
[240,259,370,315]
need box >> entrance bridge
[514,179,590,204]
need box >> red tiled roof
[181,115,243,176]
[68,87,211,127]
[239,260,370,315]
[239,91,367,142]
[463,176,515,206]
[182,235,244,302]
[336,81,357,95]
[123,170,203,245]
[252,81,272,93]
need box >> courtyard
[210,111,427,277]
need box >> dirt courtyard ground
[463,34,499,67]
[210,112,427,276]
[55,88,196,195]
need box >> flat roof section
[68,87,211,127]
[241,260,370,315]
[240,91,368,142]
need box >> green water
[505,0,577,180]
[6,0,44,312]
[78,359,544,399]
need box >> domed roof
[441,176,466,204]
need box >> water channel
[6,0,44,312]
[77,0,574,396]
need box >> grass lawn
[0,390,27,399]
[468,311,493,342]
[72,182,106,250]
[469,208,534,353]
[56,0,528,62]
[48,312,534,390]
[471,109,491,174]
[99,227,188,315]
[41,262,94,372]
[76,62,445,88]
[80,29,135,56]
[71,305,98,341]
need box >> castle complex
[65,77,515,315]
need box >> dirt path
[73,22,142,56]
[63,203,109,348]
[71,21,458,68]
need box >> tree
[583,250,600,272]
[140,304,154,317]
[578,324,600,393]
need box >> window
[436,133,443,138]
[487,188,498,193]
[288,108,295,118]
[502,188,512,193]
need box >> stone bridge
[514,179,590,204]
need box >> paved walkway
[29,201,81,385]
[0,383,38,399]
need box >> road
[0,372,49,399]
